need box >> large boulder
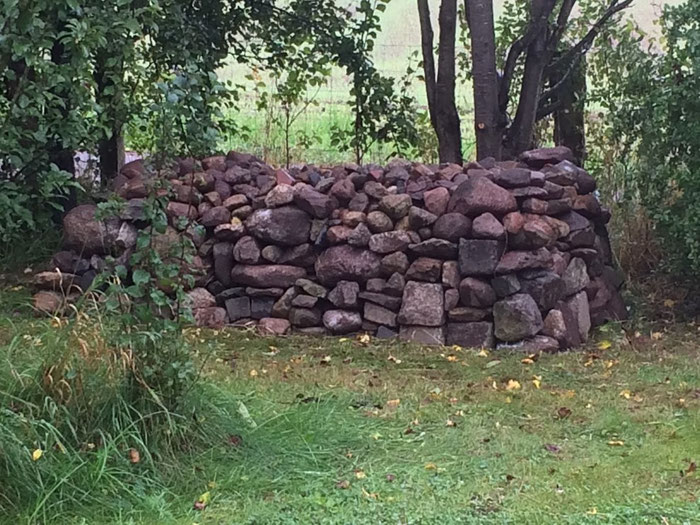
[493,293,544,342]
[62,204,109,255]
[448,177,517,216]
[246,206,311,246]
[323,310,363,334]
[315,245,381,285]
[519,146,575,169]
[446,322,494,349]
[458,239,504,276]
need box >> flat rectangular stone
[459,239,503,276]
[446,322,494,349]
[399,326,445,346]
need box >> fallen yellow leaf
[249,369,258,377]
[663,299,675,308]
[31,449,43,461]
[357,334,371,345]
[387,355,402,364]
[619,389,632,399]
[506,379,521,391]
[608,440,625,446]
[597,340,612,350]
[386,399,400,408]
[446,355,459,362]
[446,419,456,427]
[521,358,535,365]
[532,376,542,389]
[355,470,366,479]
[651,332,663,340]
[477,349,489,357]
[128,448,140,464]
[425,462,437,470]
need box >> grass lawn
[0,283,698,524]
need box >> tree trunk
[505,27,548,157]
[465,0,502,160]
[418,0,462,164]
[552,54,587,166]
[95,58,125,182]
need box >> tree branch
[546,0,633,75]
[547,0,577,52]
[417,0,438,129]
[498,0,557,113]
[536,98,565,121]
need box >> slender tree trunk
[505,27,548,157]
[551,53,587,166]
[418,0,462,164]
[465,0,502,160]
[95,58,125,182]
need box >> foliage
[587,0,700,274]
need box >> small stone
[214,221,246,242]
[264,184,295,207]
[448,307,489,322]
[493,168,531,188]
[328,281,360,308]
[562,257,590,296]
[245,287,285,298]
[446,322,494,349]
[459,278,497,308]
[442,261,460,289]
[432,213,471,242]
[497,335,559,353]
[292,295,318,308]
[251,297,275,319]
[327,225,354,244]
[493,293,544,342]
[186,288,216,309]
[223,195,249,211]
[472,213,505,240]
[246,207,311,246]
[225,297,251,322]
[448,177,518,216]
[261,245,283,262]
[496,249,552,274]
[542,309,567,342]
[258,317,291,335]
[369,231,413,254]
[294,185,333,218]
[379,194,412,220]
[33,291,63,315]
[519,271,565,311]
[458,239,504,276]
[364,302,398,327]
[519,146,575,169]
[408,239,458,259]
[289,307,322,327]
[380,252,409,275]
[385,272,406,296]
[359,292,402,311]
[233,236,261,264]
[193,307,227,328]
[423,187,450,216]
[271,287,297,318]
[348,193,369,212]
[491,274,521,298]
[347,223,371,247]
[341,211,366,228]
[315,246,381,285]
[231,265,306,288]
[323,310,363,334]
[398,282,445,327]
[366,211,394,233]
[201,206,231,228]
[406,257,442,282]
[444,289,460,311]
[295,278,327,298]
[408,206,438,229]
[33,271,79,293]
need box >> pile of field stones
[33,146,627,351]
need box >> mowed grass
[0,283,698,524]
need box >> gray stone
[364,302,398,327]
[444,289,460,311]
[366,211,394,233]
[408,206,438,229]
[233,236,261,264]
[213,242,234,286]
[458,239,504,276]
[347,223,371,247]
[442,261,460,289]
[245,287,285,298]
[231,265,306,288]
[493,168,531,188]
[258,317,291,335]
[406,257,442,282]
[62,204,109,255]
[432,213,471,242]
[493,293,544,342]
[542,309,567,342]
[315,245,381,285]
[519,271,564,311]
[408,239,458,259]
[201,206,231,228]
[398,282,445,327]
[491,274,521,298]
[292,295,318,308]
[446,322,494,349]
[293,184,333,218]
[459,277,497,308]
[264,184,295,207]
[225,297,251,322]
[379,194,412,220]
[246,206,311,246]
[359,292,402,311]
[289,307,322,327]
[496,249,552,274]
[251,297,275,319]
[448,177,518,216]
[497,335,559,353]
[328,281,360,308]
[323,310,363,334]
[193,307,228,328]
[186,288,216,309]
[271,287,297,318]
[380,252,409,275]
[295,278,328,298]
[448,307,489,322]
[562,257,590,296]
[369,231,413,254]
[472,213,505,240]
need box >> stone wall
[35,146,627,351]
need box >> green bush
[588,0,700,275]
